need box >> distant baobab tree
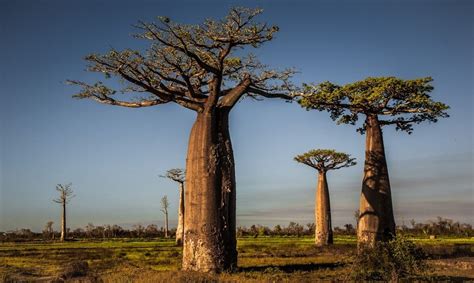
[161,168,185,245]
[68,7,295,272]
[298,77,449,247]
[53,183,75,241]
[161,196,170,238]
[43,221,54,240]
[295,149,356,246]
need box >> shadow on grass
[419,275,474,282]
[240,262,344,273]
[424,244,474,259]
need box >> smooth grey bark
[182,109,237,272]
[357,115,396,247]
[60,202,66,241]
[315,171,333,246]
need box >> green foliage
[350,236,426,281]
[294,149,356,172]
[298,77,449,134]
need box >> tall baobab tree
[298,77,449,247]
[69,7,294,272]
[53,183,75,242]
[294,149,356,246]
[161,195,170,238]
[161,168,185,245]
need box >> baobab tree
[53,183,75,241]
[161,168,185,245]
[294,149,356,246]
[298,77,449,247]
[43,221,54,240]
[69,7,294,272]
[161,195,170,238]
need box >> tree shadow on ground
[239,262,344,273]
[419,275,474,282]
[424,244,474,259]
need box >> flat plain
[1,236,473,282]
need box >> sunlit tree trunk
[183,109,236,272]
[60,202,66,241]
[176,183,185,245]
[358,115,396,247]
[315,171,333,246]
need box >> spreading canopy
[161,168,185,184]
[294,149,356,172]
[298,77,449,133]
[68,7,295,112]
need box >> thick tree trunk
[357,114,396,247]
[315,171,333,246]
[182,109,237,272]
[60,202,66,241]
[176,183,185,245]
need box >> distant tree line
[237,222,356,238]
[399,217,474,237]
[0,223,176,242]
[1,217,472,242]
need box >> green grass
[1,236,473,282]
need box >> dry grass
[0,236,473,282]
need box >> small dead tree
[295,149,356,246]
[161,195,170,238]
[53,183,75,241]
[161,168,185,245]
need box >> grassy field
[1,236,473,282]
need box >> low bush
[59,261,89,279]
[350,236,426,281]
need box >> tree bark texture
[182,109,237,272]
[176,183,185,246]
[60,202,66,242]
[315,171,333,246]
[357,115,396,247]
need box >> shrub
[350,236,426,281]
[59,261,89,279]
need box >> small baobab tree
[68,7,295,271]
[161,168,185,245]
[53,183,75,241]
[298,77,449,247]
[43,221,54,240]
[161,195,170,238]
[295,149,356,246]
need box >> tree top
[161,168,185,184]
[53,183,75,204]
[294,149,356,172]
[298,77,449,134]
[68,7,295,113]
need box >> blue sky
[1,0,472,232]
